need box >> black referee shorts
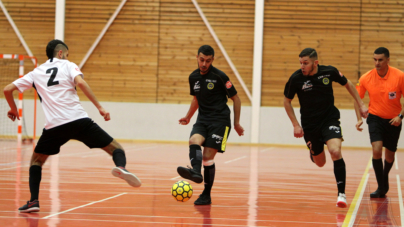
[190,122,231,153]
[367,113,402,152]
[303,119,343,156]
[35,118,113,155]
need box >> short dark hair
[374,47,389,58]
[46,39,68,61]
[198,45,214,57]
[299,48,317,60]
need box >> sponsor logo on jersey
[317,75,330,79]
[212,134,223,140]
[302,80,313,91]
[226,81,232,89]
[75,68,81,72]
[323,78,330,85]
[194,81,200,91]
[329,125,340,133]
[207,82,214,90]
[389,91,397,99]
[339,71,344,77]
[206,79,217,83]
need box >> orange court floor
[0,141,404,227]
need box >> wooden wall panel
[358,0,404,77]
[0,0,54,99]
[0,0,403,108]
[262,0,362,109]
[65,0,159,103]
[157,0,254,104]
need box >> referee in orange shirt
[355,47,404,198]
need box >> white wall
[6,99,404,149]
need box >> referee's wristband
[399,114,403,119]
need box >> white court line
[395,153,399,170]
[348,173,369,227]
[397,175,404,226]
[225,156,246,164]
[170,176,181,180]
[260,147,274,152]
[43,192,127,219]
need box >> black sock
[29,165,42,202]
[202,164,215,196]
[333,158,346,194]
[372,158,384,191]
[189,145,202,173]
[384,159,394,192]
[112,149,126,168]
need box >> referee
[355,47,404,198]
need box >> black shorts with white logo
[367,113,402,152]
[190,122,231,153]
[303,119,343,156]
[35,118,113,155]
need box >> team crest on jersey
[302,80,313,91]
[226,81,232,89]
[194,81,200,92]
[389,91,397,99]
[323,78,330,85]
[207,82,214,90]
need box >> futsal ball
[171,180,193,202]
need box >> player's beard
[303,64,316,76]
[198,62,210,74]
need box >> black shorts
[367,113,402,152]
[303,119,343,156]
[35,118,113,155]
[190,122,231,153]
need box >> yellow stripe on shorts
[221,126,229,151]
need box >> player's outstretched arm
[230,94,244,136]
[179,96,198,125]
[283,97,303,138]
[345,80,368,118]
[74,76,110,121]
[3,83,20,121]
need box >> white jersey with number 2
[13,58,88,129]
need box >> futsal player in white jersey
[3,39,141,213]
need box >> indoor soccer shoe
[111,167,141,187]
[177,166,203,183]
[370,189,386,198]
[336,193,347,208]
[19,200,40,213]
[194,194,212,205]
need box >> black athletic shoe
[19,200,40,213]
[370,189,386,198]
[194,194,212,205]
[177,166,203,183]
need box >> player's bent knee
[203,159,214,166]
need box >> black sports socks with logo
[113,149,126,168]
[333,158,346,194]
[202,164,215,196]
[189,144,202,173]
[29,165,42,202]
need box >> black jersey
[189,66,237,125]
[284,65,348,132]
